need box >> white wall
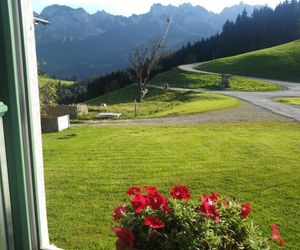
[58,115,70,132]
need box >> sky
[32,0,283,16]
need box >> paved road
[179,64,300,121]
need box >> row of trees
[85,70,131,100]
[161,0,300,69]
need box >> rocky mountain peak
[35,2,262,78]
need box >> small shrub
[113,184,285,249]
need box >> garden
[43,121,300,249]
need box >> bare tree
[130,18,172,102]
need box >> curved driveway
[179,64,300,122]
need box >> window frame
[0,0,59,249]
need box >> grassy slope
[197,40,300,82]
[43,122,300,249]
[274,97,300,105]
[150,68,281,91]
[38,75,74,86]
[83,85,239,119]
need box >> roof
[33,12,50,25]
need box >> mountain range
[35,2,261,79]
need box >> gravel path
[179,64,300,122]
[73,102,289,127]
[74,64,299,126]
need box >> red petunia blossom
[199,202,210,217]
[113,227,135,247]
[113,205,126,221]
[210,192,220,202]
[199,193,221,223]
[201,192,220,206]
[271,224,285,247]
[162,202,170,213]
[144,186,158,194]
[241,203,252,219]
[147,190,169,212]
[127,186,142,196]
[144,216,165,229]
[198,202,220,223]
[170,184,191,200]
[131,193,148,213]
[214,216,221,223]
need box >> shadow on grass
[87,85,211,106]
[57,133,77,140]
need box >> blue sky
[32,0,283,16]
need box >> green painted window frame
[0,1,53,249]
[0,102,14,250]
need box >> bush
[39,79,58,115]
[113,185,285,249]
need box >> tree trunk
[136,91,143,103]
[136,82,147,102]
[136,82,143,102]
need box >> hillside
[149,68,281,91]
[38,75,74,86]
[196,40,300,82]
[83,85,239,119]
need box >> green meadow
[83,85,239,120]
[150,68,281,91]
[43,122,300,249]
[197,40,300,82]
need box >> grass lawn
[274,97,300,106]
[43,122,300,249]
[82,85,240,119]
[196,40,300,82]
[150,68,282,91]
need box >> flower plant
[113,184,285,249]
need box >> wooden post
[219,74,231,88]
[164,82,169,93]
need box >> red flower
[241,203,252,219]
[170,184,191,200]
[131,193,148,213]
[198,202,220,223]
[113,205,126,221]
[127,186,141,196]
[199,193,220,223]
[147,190,169,213]
[201,192,220,205]
[162,202,170,213]
[214,216,221,223]
[147,190,168,212]
[199,202,210,217]
[144,216,165,229]
[271,224,285,247]
[113,227,135,247]
[144,186,158,194]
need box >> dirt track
[73,101,290,126]
[179,64,300,122]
